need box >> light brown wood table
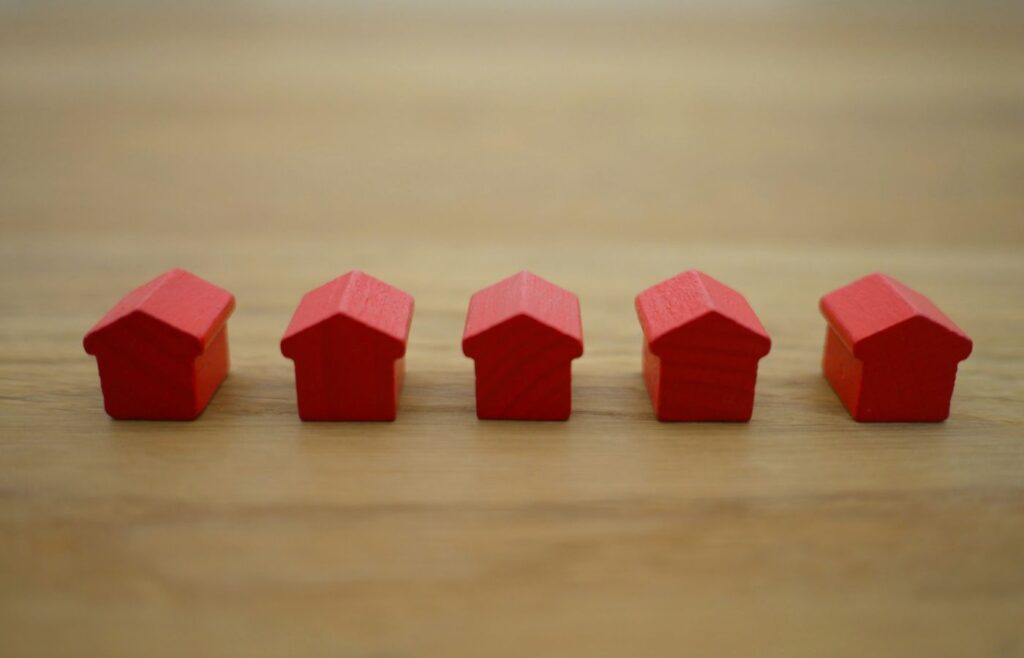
[2,6,1023,657]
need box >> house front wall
[291,345,400,421]
[646,341,761,421]
[856,354,960,422]
[473,354,573,420]
[824,324,963,422]
[92,330,198,420]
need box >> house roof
[820,273,972,359]
[83,268,235,357]
[462,271,583,358]
[280,271,414,359]
[635,270,771,357]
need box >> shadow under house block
[83,268,236,420]
[820,273,973,422]
[462,271,583,421]
[635,271,771,421]
[280,271,414,421]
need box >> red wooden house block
[280,271,414,421]
[462,271,583,421]
[635,271,771,421]
[820,273,972,422]
[83,268,236,420]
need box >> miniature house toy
[83,268,236,420]
[280,271,414,421]
[819,273,973,422]
[635,270,771,421]
[462,271,584,420]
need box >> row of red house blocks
[83,269,973,423]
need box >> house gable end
[462,312,583,362]
[649,309,771,358]
[856,313,973,362]
[282,312,407,361]
[84,309,207,358]
[463,272,582,349]
[637,271,769,356]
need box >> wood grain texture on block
[280,271,414,421]
[82,268,236,420]
[819,273,973,422]
[462,271,583,420]
[635,270,771,421]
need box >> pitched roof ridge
[874,273,919,319]
[692,271,717,313]
[334,270,359,317]
[515,270,531,315]
[133,268,181,314]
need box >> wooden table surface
[2,6,1023,657]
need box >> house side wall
[393,356,406,407]
[194,326,231,413]
[642,339,661,416]
[823,326,864,419]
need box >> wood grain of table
[1,6,1023,657]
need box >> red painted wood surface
[83,268,236,420]
[462,271,583,420]
[635,271,771,421]
[820,273,972,422]
[280,271,414,421]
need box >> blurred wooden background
[1,4,1022,657]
